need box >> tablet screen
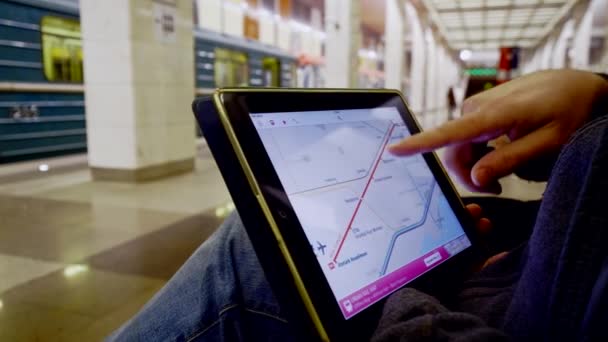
[250,107,471,319]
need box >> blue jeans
[107,213,297,341]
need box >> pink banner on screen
[339,246,451,319]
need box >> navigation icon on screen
[343,300,353,313]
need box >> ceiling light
[461,1,484,9]
[433,0,459,10]
[38,164,49,172]
[440,13,460,21]
[460,49,472,61]
[514,0,539,5]
[468,30,484,39]
[486,0,512,7]
[464,12,484,21]
[486,10,507,19]
[507,17,530,25]
[486,29,502,39]
[529,16,552,24]
[511,9,533,17]
[449,31,467,40]
[464,19,484,27]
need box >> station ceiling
[424,0,579,50]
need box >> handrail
[0,82,84,93]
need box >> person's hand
[389,69,608,193]
[465,203,506,270]
[465,203,491,235]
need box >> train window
[214,48,249,87]
[41,16,83,83]
[261,57,280,87]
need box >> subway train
[0,0,297,163]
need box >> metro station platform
[0,146,231,340]
[0,0,605,340]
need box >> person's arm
[390,69,608,193]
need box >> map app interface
[250,107,471,319]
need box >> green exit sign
[466,68,497,76]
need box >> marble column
[324,0,361,88]
[81,0,196,182]
[384,0,404,91]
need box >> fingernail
[472,167,489,187]
[387,143,404,154]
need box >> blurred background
[0,0,606,340]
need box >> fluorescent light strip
[427,0,576,51]
[421,0,452,48]
[531,0,578,47]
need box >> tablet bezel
[213,89,482,340]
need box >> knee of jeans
[220,213,281,312]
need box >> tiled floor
[0,144,545,341]
[0,146,232,341]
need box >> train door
[261,57,280,87]
[214,48,249,87]
[41,16,83,82]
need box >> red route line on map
[332,123,398,262]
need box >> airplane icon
[316,241,327,255]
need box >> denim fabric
[107,213,297,342]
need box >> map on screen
[250,107,471,319]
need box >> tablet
[193,89,480,341]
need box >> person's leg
[107,212,297,342]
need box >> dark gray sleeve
[372,288,508,342]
